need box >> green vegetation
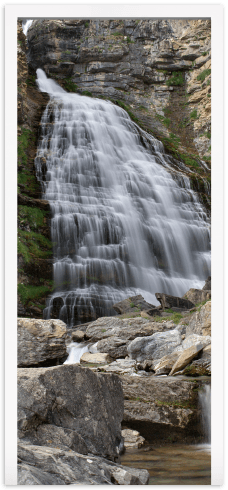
[156,114,171,128]
[153,312,183,324]
[166,71,184,87]
[155,399,195,409]
[18,283,50,305]
[26,75,36,86]
[84,21,89,28]
[127,36,134,43]
[18,206,47,230]
[204,132,211,139]
[82,90,93,97]
[18,128,33,166]
[190,109,198,119]
[130,302,135,308]
[201,51,207,56]
[18,229,53,263]
[197,69,211,82]
[111,31,122,37]
[162,132,180,150]
[64,78,78,92]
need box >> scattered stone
[17,318,67,367]
[121,429,145,449]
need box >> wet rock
[80,352,112,364]
[186,301,211,337]
[18,442,149,485]
[17,318,67,367]
[122,429,145,449]
[127,327,183,361]
[113,294,155,314]
[18,364,124,460]
[155,293,195,310]
[169,343,205,376]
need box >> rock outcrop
[17,318,68,367]
[186,301,211,337]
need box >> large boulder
[17,318,67,367]
[18,442,149,485]
[155,293,195,310]
[186,301,211,337]
[169,343,205,376]
[127,327,184,361]
[18,364,124,461]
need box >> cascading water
[199,384,211,445]
[35,69,210,326]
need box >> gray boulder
[127,327,183,361]
[155,293,195,310]
[112,294,155,314]
[18,364,124,461]
[17,318,67,367]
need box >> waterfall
[35,69,210,326]
[199,384,211,444]
[22,19,33,36]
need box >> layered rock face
[17,21,53,319]
[27,19,211,175]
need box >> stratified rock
[121,429,145,449]
[80,352,112,364]
[127,327,183,361]
[155,293,195,310]
[18,442,149,485]
[186,301,211,337]
[169,343,205,376]
[113,294,155,314]
[182,288,211,304]
[17,318,67,367]
[202,276,211,291]
[18,364,123,460]
[71,330,85,342]
[121,376,201,441]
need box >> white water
[64,341,98,364]
[199,384,211,445]
[35,69,210,326]
[22,20,33,36]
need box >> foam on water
[35,69,211,326]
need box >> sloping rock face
[17,21,53,318]
[17,318,67,367]
[18,442,149,485]
[18,364,124,461]
[27,18,211,199]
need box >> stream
[121,444,211,485]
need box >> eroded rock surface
[186,301,211,337]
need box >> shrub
[190,109,198,119]
[166,72,184,86]
[197,69,211,82]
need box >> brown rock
[169,343,204,376]
[80,352,112,364]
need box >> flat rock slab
[17,318,67,367]
[113,295,155,314]
[18,364,123,460]
[80,352,112,364]
[18,442,149,485]
[155,293,195,310]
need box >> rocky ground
[17,279,211,483]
